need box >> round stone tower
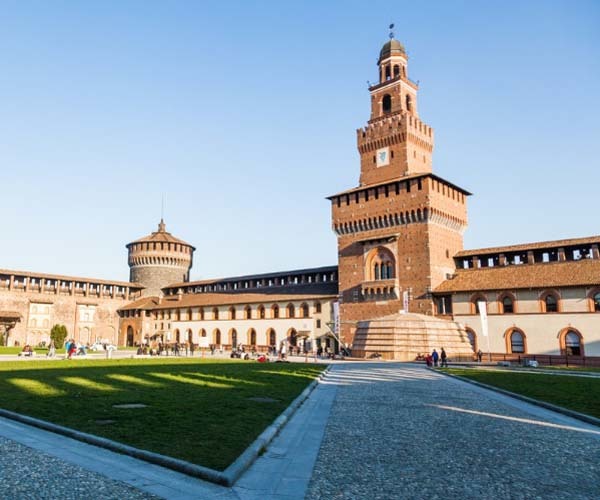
[127,219,195,297]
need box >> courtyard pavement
[0,363,599,499]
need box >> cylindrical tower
[126,219,195,296]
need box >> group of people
[64,339,87,359]
[422,348,448,367]
[137,341,195,357]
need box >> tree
[50,324,68,347]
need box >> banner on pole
[333,301,340,335]
[477,301,488,337]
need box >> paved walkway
[1,363,599,499]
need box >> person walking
[440,347,448,367]
[47,340,56,358]
[477,349,483,363]
[431,349,439,367]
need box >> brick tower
[127,219,195,297]
[329,34,470,348]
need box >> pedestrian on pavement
[190,342,195,357]
[425,353,432,367]
[47,340,56,358]
[477,349,483,363]
[432,349,439,367]
[441,347,448,367]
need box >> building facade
[329,36,469,348]
[434,236,600,357]
[1,33,599,360]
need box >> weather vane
[389,23,395,39]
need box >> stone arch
[258,305,266,319]
[186,328,193,344]
[174,329,181,343]
[271,304,280,319]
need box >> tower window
[406,95,412,112]
[393,65,400,78]
[382,94,392,114]
[385,65,391,80]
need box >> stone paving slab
[306,363,600,500]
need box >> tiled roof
[127,220,194,249]
[0,269,143,289]
[119,283,339,311]
[0,311,23,320]
[165,265,338,289]
[434,259,600,293]
[326,173,471,199]
[455,236,600,258]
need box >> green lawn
[446,368,600,419]
[0,358,325,470]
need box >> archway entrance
[230,329,238,349]
[126,326,134,347]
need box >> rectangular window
[316,319,321,328]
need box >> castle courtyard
[0,361,598,499]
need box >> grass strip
[0,358,325,470]
[445,368,600,419]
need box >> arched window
[541,291,559,313]
[366,247,396,281]
[314,302,322,314]
[230,329,238,348]
[564,330,583,356]
[267,328,276,346]
[406,94,412,112]
[393,65,400,78]
[244,306,252,320]
[248,329,257,346]
[271,304,279,319]
[382,94,392,114]
[287,303,295,318]
[200,329,207,338]
[385,65,391,80]
[500,295,514,314]
[199,308,204,320]
[300,303,309,318]
[212,307,219,320]
[471,295,487,314]
[258,305,266,319]
[30,318,37,327]
[214,329,221,345]
[507,329,525,353]
[229,306,236,320]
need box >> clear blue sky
[2,1,599,282]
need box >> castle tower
[126,219,195,297]
[329,34,470,348]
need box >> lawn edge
[0,364,331,487]
[431,367,600,428]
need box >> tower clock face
[376,147,390,167]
